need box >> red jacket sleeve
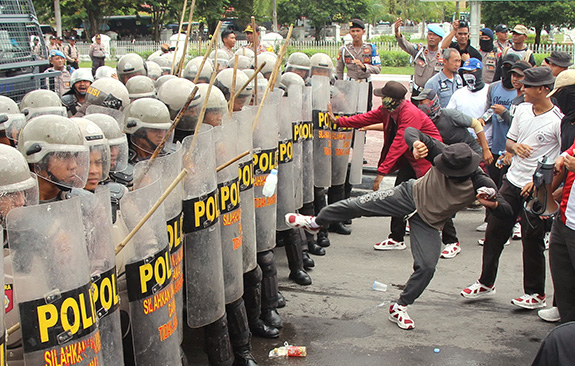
[336,106,388,129]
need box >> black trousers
[479,177,546,295]
[91,57,105,76]
[550,218,575,323]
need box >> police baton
[228,55,239,116]
[171,0,190,74]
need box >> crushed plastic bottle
[268,342,307,358]
[262,169,278,197]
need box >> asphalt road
[184,173,557,366]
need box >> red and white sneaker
[440,242,461,259]
[388,303,415,330]
[284,213,320,234]
[512,222,522,240]
[460,281,496,299]
[374,238,406,251]
[511,294,546,309]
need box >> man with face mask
[285,128,512,330]
[447,58,488,120]
[479,28,497,83]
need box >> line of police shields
[3,75,369,366]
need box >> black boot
[227,299,258,366]
[233,350,258,366]
[328,222,352,235]
[285,229,312,286]
[317,229,331,247]
[305,230,325,255]
[259,250,283,329]
[243,267,280,339]
[204,315,234,366]
[261,309,283,329]
[302,251,315,269]
[277,291,286,308]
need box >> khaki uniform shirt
[336,42,381,80]
[396,35,443,89]
[44,67,71,97]
[65,43,79,63]
[89,43,106,59]
[480,49,498,83]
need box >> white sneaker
[478,238,510,246]
[460,281,496,299]
[374,238,406,251]
[512,223,521,240]
[544,231,550,250]
[538,307,560,322]
[284,213,320,234]
[388,303,415,330]
[440,242,461,259]
[405,225,410,235]
[476,222,488,232]
[511,294,546,309]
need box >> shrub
[380,51,411,67]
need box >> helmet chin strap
[46,171,73,192]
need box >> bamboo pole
[228,55,239,116]
[192,21,222,84]
[228,61,266,113]
[170,0,188,75]
[174,0,197,76]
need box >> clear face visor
[22,106,67,121]
[86,105,126,131]
[34,147,90,190]
[108,135,129,172]
[203,107,226,127]
[87,143,111,187]
[3,114,27,143]
[0,174,39,226]
[130,126,174,155]
[285,65,310,80]
[310,66,332,79]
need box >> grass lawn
[381,66,414,75]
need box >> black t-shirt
[449,41,483,63]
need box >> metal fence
[74,39,573,61]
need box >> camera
[458,17,468,28]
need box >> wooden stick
[193,21,222,84]
[228,61,265,112]
[171,0,188,75]
[7,323,20,337]
[252,25,294,132]
[175,0,197,76]
[228,55,239,116]
[251,17,258,105]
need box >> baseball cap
[511,25,529,36]
[427,24,445,38]
[520,67,555,87]
[373,81,407,99]
[349,19,365,30]
[510,60,531,76]
[495,24,508,33]
[547,70,575,97]
[49,49,66,59]
[411,88,437,101]
[459,58,483,71]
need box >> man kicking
[285,127,512,329]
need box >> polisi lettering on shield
[218,178,240,214]
[293,121,313,141]
[167,212,183,253]
[91,267,120,319]
[19,284,98,352]
[312,110,331,130]
[238,159,254,191]
[279,139,293,163]
[253,148,278,176]
[182,188,220,232]
[126,246,173,302]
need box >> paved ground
[184,172,557,365]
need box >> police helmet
[83,113,129,173]
[235,47,255,60]
[95,66,117,80]
[0,96,26,143]
[156,77,201,119]
[183,57,214,83]
[146,61,163,80]
[124,98,173,154]
[215,69,253,100]
[235,55,253,70]
[86,77,130,111]
[310,53,334,78]
[117,53,148,85]
[255,52,278,79]
[19,90,67,120]
[155,74,178,90]
[126,75,156,101]
[149,55,172,75]
[285,52,311,80]
[70,68,94,87]
[18,115,90,190]
[71,118,111,184]
[209,50,230,70]
[280,72,305,93]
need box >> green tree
[278,0,369,40]
[482,0,575,44]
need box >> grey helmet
[124,98,173,155]
[234,55,253,70]
[285,52,310,81]
[209,50,230,70]
[146,61,163,80]
[126,75,156,101]
[0,96,26,144]
[116,53,148,85]
[83,113,129,173]
[71,118,111,185]
[310,53,334,78]
[279,72,305,94]
[155,74,178,90]
[19,90,66,120]
[156,77,200,119]
[234,47,255,60]
[149,55,172,75]
[255,52,277,79]
[86,77,130,111]
[70,68,94,87]
[0,144,38,225]
[183,57,214,83]
[215,69,253,100]
[95,66,117,80]
[18,115,90,190]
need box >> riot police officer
[117,53,148,85]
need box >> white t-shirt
[446,85,489,119]
[506,103,563,188]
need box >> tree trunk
[534,26,542,46]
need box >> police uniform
[480,49,498,83]
[396,36,443,94]
[44,66,71,97]
[424,70,463,108]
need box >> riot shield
[6,198,102,365]
[79,189,124,365]
[349,82,370,185]
[181,126,225,328]
[134,143,185,343]
[214,121,244,304]
[331,80,358,185]
[237,108,257,273]
[302,85,314,204]
[288,84,304,210]
[276,96,295,231]
[253,90,281,252]
[0,229,4,366]
[120,179,181,366]
[311,75,331,188]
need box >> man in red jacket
[328,81,444,250]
